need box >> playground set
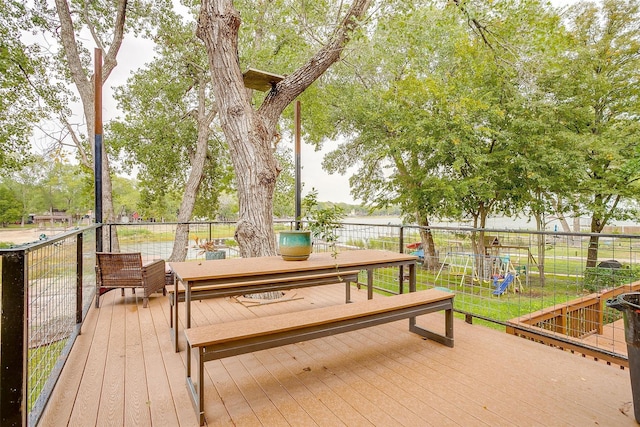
[409,236,537,296]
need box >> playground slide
[492,273,514,296]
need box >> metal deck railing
[2,220,639,424]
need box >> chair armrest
[142,259,166,288]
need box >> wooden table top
[169,249,417,282]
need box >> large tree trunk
[586,214,606,268]
[586,194,618,268]
[415,212,438,271]
[533,211,546,286]
[196,2,280,257]
[197,0,372,257]
[475,204,491,281]
[99,140,119,251]
[573,216,581,233]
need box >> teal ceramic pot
[205,250,226,260]
[279,230,312,261]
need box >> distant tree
[318,2,562,268]
[0,2,61,171]
[0,185,22,226]
[542,0,640,267]
[111,10,231,261]
[321,5,471,269]
[4,157,45,225]
[111,176,141,220]
[217,192,239,222]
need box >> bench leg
[345,280,351,303]
[409,306,454,348]
[172,292,180,353]
[186,345,206,425]
[168,294,174,329]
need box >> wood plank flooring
[39,284,636,426]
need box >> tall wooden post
[94,48,103,251]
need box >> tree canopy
[0,1,64,171]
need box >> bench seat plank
[186,288,452,347]
[185,288,454,425]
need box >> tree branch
[102,0,128,83]
[63,118,91,168]
[54,0,91,100]
[451,0,494,50]
[259,0,373,125]
[84,2,104,52]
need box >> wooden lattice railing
[506,281,640,367]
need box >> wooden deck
[39,284,636,426]
[582,318,627,356]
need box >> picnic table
[168,249,418,352]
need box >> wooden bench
[167,270,361,328]
[184,288,454,425]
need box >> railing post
[399,226,405,294]
[1,250,27,426]
[597,296,605,335]
[76,233,84,326]
[559,306,567,335]
[107,224,111,252]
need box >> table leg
[367,268,373,299]
[173,278,179,352]
[409,262,418,329]
[409,263,416,292]
[185,283,191,330]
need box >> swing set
[435,250,533,294]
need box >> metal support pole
[294,100,302,230]
[94,48,103,252]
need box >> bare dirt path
[0,228,53,245]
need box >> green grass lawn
[364,265,597,331]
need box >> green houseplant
[279,189,345,260]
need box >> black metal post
[399,226,405,294]
[1,250,27,426]
[76,233,83,326]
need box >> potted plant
[279,189,345,260]
[192,236,226,260]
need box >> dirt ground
[0,228,58,245]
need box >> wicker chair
[95,252,167,308]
